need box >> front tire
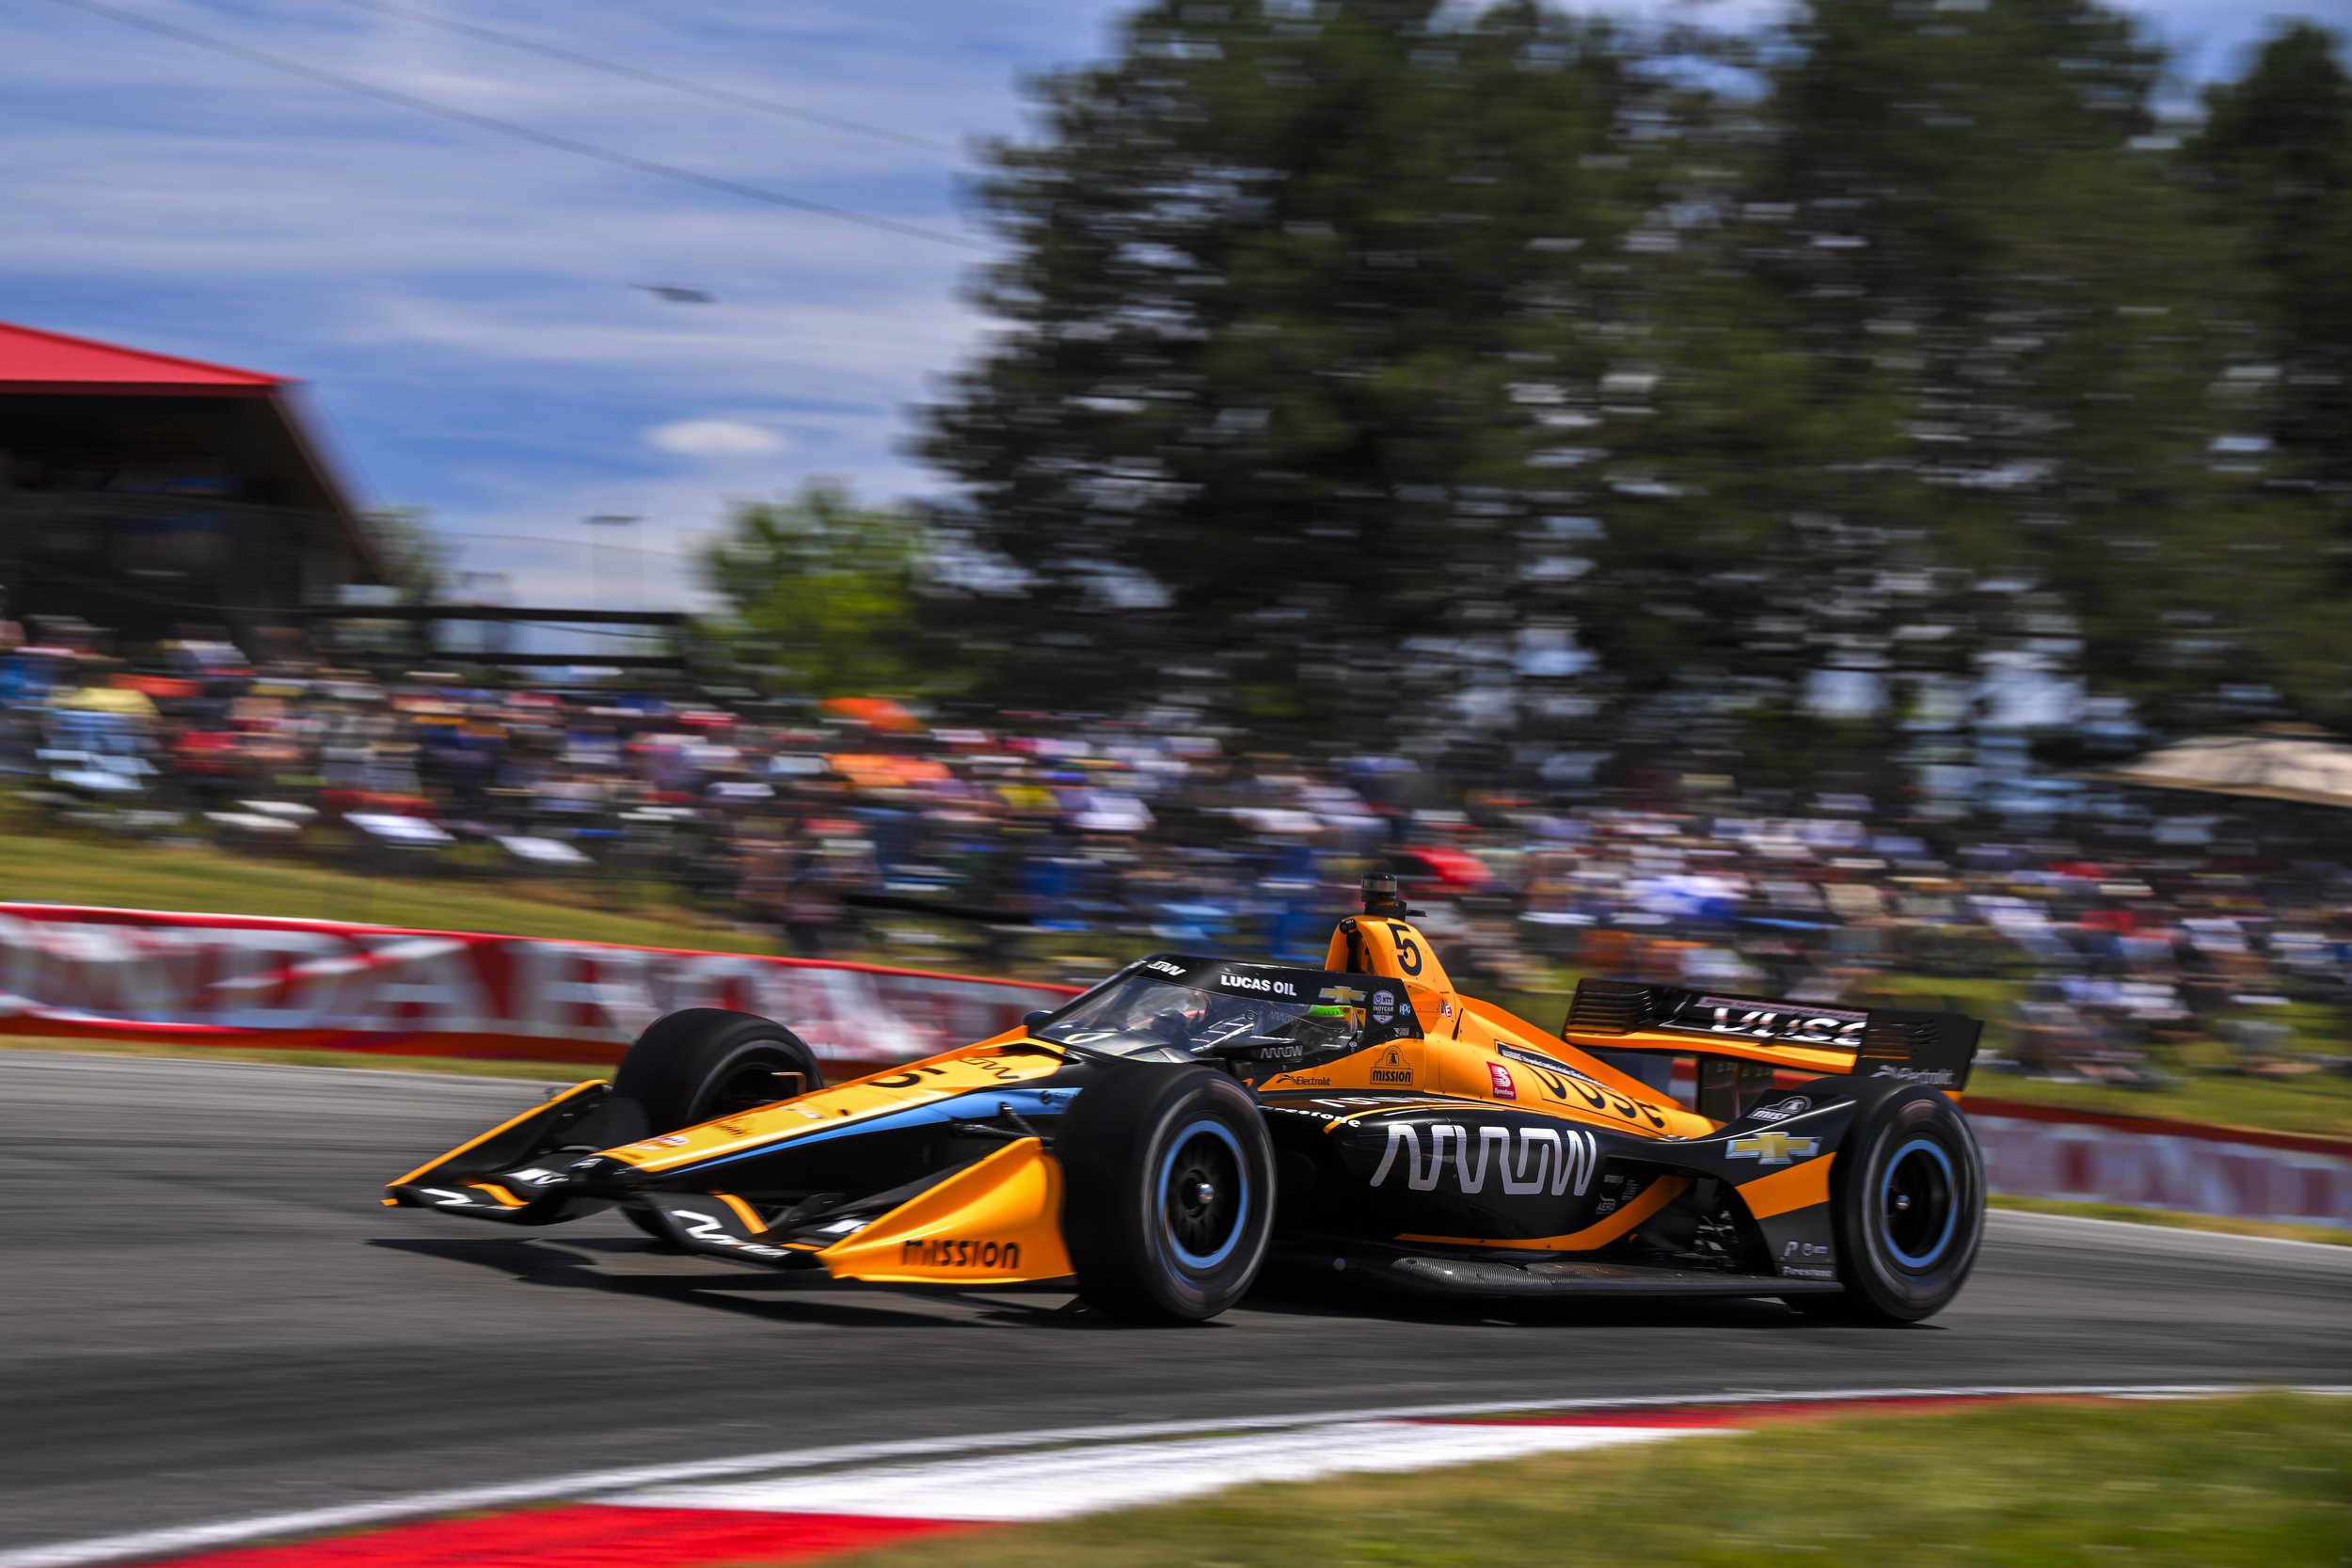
[611,1009,824,1243]
[1797,1085,1984,1323]
[1057,1066,1275,1323]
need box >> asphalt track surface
[6,1051,2347,1555]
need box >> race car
[387,874,1987,1324]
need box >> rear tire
[1794,1085,1984,1323]
[1058,1066,1275,1323]
[611,1009,824,1243]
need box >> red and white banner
[1969,1099,2352,1230]
[0,904,1077,1070]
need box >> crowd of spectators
[5,619,2350,1094]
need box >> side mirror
[1022,1010,1053,1030]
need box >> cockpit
[1030,956,1420,1068]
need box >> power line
[40,0,983,251]
[321,0,956,157]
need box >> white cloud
[647,419,788,457]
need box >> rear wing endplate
[1564,979,1980,1093]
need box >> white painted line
[613,1418,1710,1521]
[0,1384,2327,1568]
[1987,1207,2352,1257]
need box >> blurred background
[4,0,2350,1136]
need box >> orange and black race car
[387,874,1986,1323]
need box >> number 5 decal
[1389,923,1422,976]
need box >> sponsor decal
[1667,996,1867,1047]
[1221,973,1299,997]
[1593,1172,1640,1216]
[1488,1062,1518,1101]
[1782,1239,1832,1260]
[1727,1131,1821,1168]
[1370,1045,1414,1085]
[650,1133,691,1147]
[1870,1065,1957,1086]
[1145,958,1187,977]
[1369,1122,1597,1196]
[1781,1265,1836,1280]
[1321,984,1370,1008]
[1751,1096,1813,1124]
[670,1209,793,1260]
[1279,1075,1334,1087]
[1369,990,1396,1024]
[509,1167,567,1186]
[867,1057,1014,1088]
[1439,1000,1454,1018]
[898,1237,1022,1271]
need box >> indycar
[387,874,1986,1323]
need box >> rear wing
[1564,979,1981,1101]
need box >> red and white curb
[5,1385,2340,1568]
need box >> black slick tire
[1790,1085,1985,1323]
[610,1009,824,1243]
[1057,1065,1275,1323]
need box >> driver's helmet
[1291,1003,1359,1052]
[1132,989,1256,1048]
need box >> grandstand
[0,320,388,649]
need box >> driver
[1142,990,1262,1049]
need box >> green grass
[836,1394,2352,1568]
[0,1034,602,1083]
[0,808,774,953]
[1971,1068,2352,1139]
[1989,1193,2352,1246]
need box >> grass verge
[0,811,774,954]
[0,1035,601,1083]
[836,1394,2350,1568]
[1971,1068,2352,1140]
[1990,1192,2351,1246]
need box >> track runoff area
[5,1386,2342,1568]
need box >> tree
[2179,24,2352,727]
[368,506,450,604]
[920,0,1647,730]
[2189,23,2352,491]
[697,482,942,701]
[1594,0,2313,763]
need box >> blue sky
[5,0,2341,611]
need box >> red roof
[0,321,284,395]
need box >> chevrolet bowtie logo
[1727,1132,1821,1167]
[1319,985,1368,1007]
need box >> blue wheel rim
[1880,1136,1958,1270]
[1159,1118,1248,1270]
